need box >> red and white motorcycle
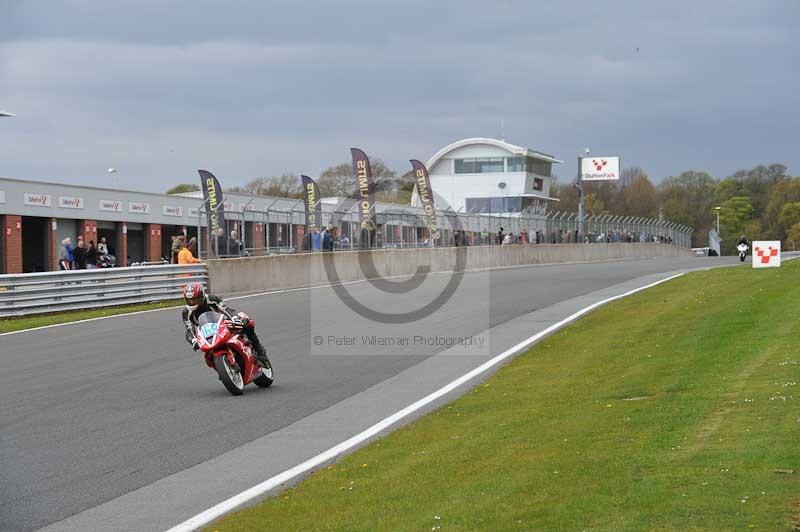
[193,310,274,396]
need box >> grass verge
[0,299,182,334]
[209,262,800,531]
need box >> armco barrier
[0,264,208,318]
[207,243,693,296]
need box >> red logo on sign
[755,246,779,264]
[593,160,608,171]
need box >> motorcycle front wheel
[214,353,245,396]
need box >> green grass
[0,299,182,334]
[209,262,800,532]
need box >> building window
[454,157,505,174]
[526,158,552,177]
[506,157,525,172]
[533,177,544,191]
[466,196,523,213]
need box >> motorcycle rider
[737,234,749,247]
[181,283,269,367]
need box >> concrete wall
[207,243,693,296]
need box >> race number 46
[752,241,781,268]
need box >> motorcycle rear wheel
[214,354,244,396]
[254,354,275,388]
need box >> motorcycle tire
[254,354,275,388]
[214,354,245,396]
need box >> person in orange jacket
[177,241,200,264]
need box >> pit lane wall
[207,243,693,296]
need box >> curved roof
[426,137,563,168]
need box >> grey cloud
[1,1,798,191]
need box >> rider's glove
[226,316,246,332]
[191,338,200,351]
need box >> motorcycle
[194,310,274,396]
[97,254,116,268]
[737,243,748,262]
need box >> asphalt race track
[0,255,739,531]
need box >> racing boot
[248,332,270,368]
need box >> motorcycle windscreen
[196,311,223,343]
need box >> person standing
[86,240,98,269]
[322,226,336,252]
[97,237,108,256]
[178,241,200,264]
[229,230,244,256]
[58,238,73,270]
[73,239,88,270]
[171,235,185,264]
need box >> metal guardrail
[0,264,208,318]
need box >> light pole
[107,167,119,189]
[577,147,589,239]
[714,206,721,234]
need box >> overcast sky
[1,1,798,192]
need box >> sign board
[99,199,124,212]
[188,207,199,218]
[708,229,721,256]
[752,241,781,268]
[581,156,620,181]
[163,205,183,217]
[24,193,53,207]
[239,203,256,212]
[59,196,84,209]
[0,190,5,204]
[128,201,151,214]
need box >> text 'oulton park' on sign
[163,205,183,217]
[128,201,151,214]
[580,156,620,181]
[24,193,53,207]
[99,200,124,212]
[58,196,83,209]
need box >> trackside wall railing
[0,264,208,318]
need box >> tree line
[167,162,797,253]
[551,163,797,252]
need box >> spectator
[214,227,227,256]
[86,240,98,269]
[178,241,200,264]
[59,238,73,270]
[188,236,198,257]
[229,230,245,256]
[306,228,321,252]
[171,235,185,264]
[502,233,513,245]
[322,226,336,252]
[73,239,88,270]
[497,227,504,245]
[97,237,108,256]
[340,233,350,250]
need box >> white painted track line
[164,272,685,532]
